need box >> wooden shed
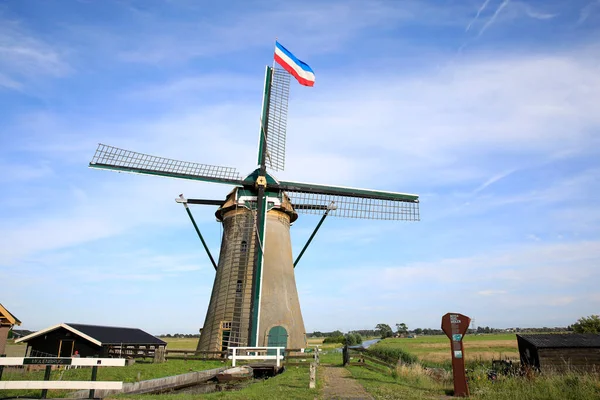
[15,323,166,358]
[0,303,21,356]
[517,333,600,373]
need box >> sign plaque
[23,358,72,366]
[441,312,471,397]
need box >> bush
[323,335,345,344]
[345,332,363,346]
[366,346,418,365]
[572,315,600,334]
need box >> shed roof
[0,303,22,326]
[517,334,600,348]
[15,323,166,347]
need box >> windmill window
[236,280,243,293]
[241,241,247,253]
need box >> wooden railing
[165,349,227,360]
[344,346,396,373]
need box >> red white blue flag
[274,41,315,87]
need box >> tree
[414,328,423,335]
[345,332,363,346]
[572,315,600,334]
[375,323,393,339]
[396,323,408,335]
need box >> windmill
[89,45,420,353]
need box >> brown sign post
[441,312,471,397]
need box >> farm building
[15,323,166,358]
[0,303,22,356]
[517,333,600,373]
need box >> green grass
[468,367,600,399]
[347,362,600,400]
[346,364,449,400]
[116,365,318,400]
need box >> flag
[274,41,315,87]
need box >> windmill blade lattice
[285,191,419,220]
[264,68,290,171]
[90,144,244,185]
[277,180,420,221]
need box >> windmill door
[267,326,288,355]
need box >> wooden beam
[0,381,123,390]
[0,357,126,367]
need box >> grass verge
[114,364,317,400]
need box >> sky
[1,0,599,335]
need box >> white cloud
[3,45,599,264]
[478,0,510,37]
[578,0,600,25]
[477,290,508,295]
[0,18,71,89]
[466,0,492,32]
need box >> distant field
[373,333,519,364]
[4,339,26,356]
[160,337,198,350]
[163,337,341,351]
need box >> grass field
[3,335,599,399]
[160,337,199,350]
[372,334,519,366]
[3,339,27,357]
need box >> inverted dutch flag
[274,41,315,87]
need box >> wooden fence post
[153,347,165,364]
[40,365,52,399]
[88,365,98,399]
[309,362,316,389]
[343,344,349,366]
[0,354,5,380]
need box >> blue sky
[1,0,599,335]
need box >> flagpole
[273,37,278,69]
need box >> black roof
[517,334,600,348]
[11,329,34,337]
[67,323,166,346]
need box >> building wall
[517,336,540,370]
[197,208,255,352]
[258,210,306,349]
[538,347,600,373]
[26,327,102,357]
[0,325,10,355]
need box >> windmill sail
[89,144,244,186]
[276,180,420,221]
[264,68,290,171]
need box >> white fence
[229,347,284,367]
[0,357,126,367]
[0,357,125,396]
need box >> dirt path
[320,366,373,400]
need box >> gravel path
[321,366,373,400]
